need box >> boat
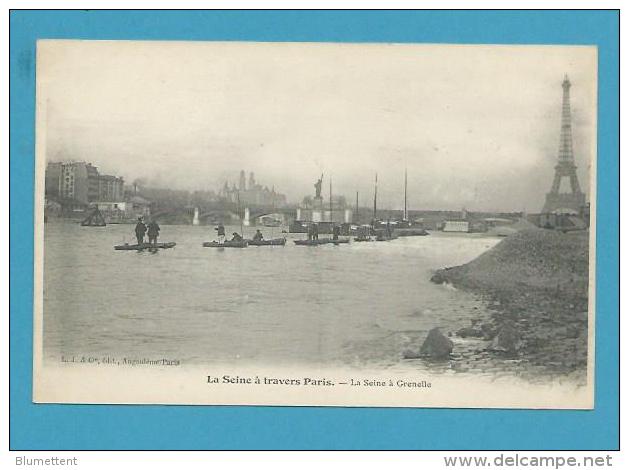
[353,224,374,242]
[385,169,429,236]
[204,192,249,248]
[294,238,349,246]
[375,233,398,241]
[246,238,286,246]
[396,228,429,237]
[369,174,395,242]
[294,239,328,246]
[203,240,248,248]
[114,242,176,251]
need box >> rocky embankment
[429,228,590,382]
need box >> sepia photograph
[33,40,596,408]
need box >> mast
[271,187,275,238]
[404,167,408,221]
[355,191,359,223]
[373,173,378,221]
[237,190,243,236]
[329,176,333,219]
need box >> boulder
[456,326,485,338]
[402,349,422,359]
[430,271,448,285]
[488,322,520,355]
[419,328,454,359]
[480,323,495,340]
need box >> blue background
[9,10,619,450]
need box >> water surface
[43,223,500,371]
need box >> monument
[313,174,324,206]
[294,173,352,227]
[542,75,586,214]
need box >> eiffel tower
[542,75,586,213]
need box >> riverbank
[431,228,589,382]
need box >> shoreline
[430,228,589,383]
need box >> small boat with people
[247,238,286,246]
[203,240,248,248]
[206,205,249,247]
[395,228,429,237]
[375,232,398,242]
[116,217,170,250]
[245,228,286,246]
[294,238,349,246]
[114,242,176,251]
[294,239,328,246]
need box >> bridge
[150,204,297,225]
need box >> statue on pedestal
[314,174,323,199]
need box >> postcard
[33,40,597,408]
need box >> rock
[480,323,495,340]
[488,323,520,355]
[419,328,454,359]
[402,349,421,359]
[456,327,484,338]
[430,271,448,285]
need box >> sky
[38,40,597,212]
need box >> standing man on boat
[215,223,226,244]
[312,223,319,240]
[134,217,147,245]
[147,219,160,246]
[332,224,340,241]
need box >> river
[43,222,501,372]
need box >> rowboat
[294,239,328,246]
[294,238,350,246]
[203,240,248,248]
[375,234,398,241]
[246,238,286,246]
[114,242,176,251]
[396,229,429,237]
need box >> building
[46,161,128,215]
[95,195,151,222]
[56,161,100,205]
[542,75,587,213]
[46,161,100,204]
[191,190,218,206]
[97,174,125,202]
[220,171,287,207]
[45,162,62,198]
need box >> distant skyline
[38,41,597,212]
